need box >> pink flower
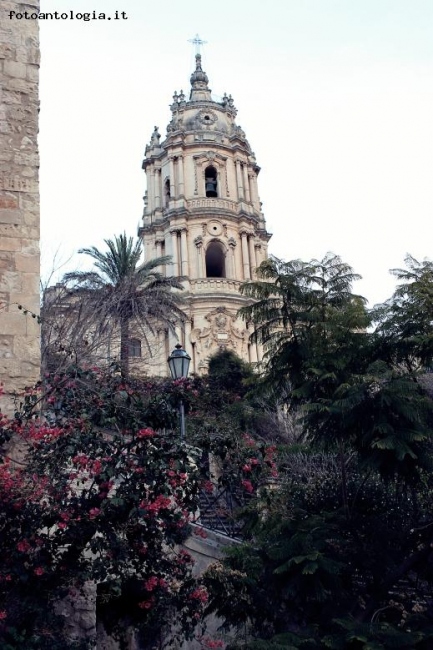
[137,427,155,438]
[89,507,100,518]
[189,586,209,603]
[17,539,31,553]
[0,610,7,620]
[199,637,225,649]
[144,576,159,591]
[138,599,153,609]
[242,464,251,472]
[34,567,44,576]
[203,480,214,494]
[241,479,254,493]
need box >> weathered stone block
[26,64,38,82]
[3,59,27,80]
[0,44,14,59]
[16,46,40,65]
[0,209,22,224]
[0,194,18,209]
[0,313,28,335]
[15,253,39,272]
[0,120,11,134]
[0,270,22,292]
[7,77,34,93]
[21,271,39,294]
[0,335,13,358]
[0,254,14,272]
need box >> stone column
[255,243,262,268]
[0,0,41,408]
[180,228,188,276]
[194,236,204,278]
[248,235,257,277]
[155,239,163,259]
[184,319,192,360]
[240,231,250,280]
[249,341,258,364]
[235,160,244,200]
[151,167,158,212]
[154,168,161,209]
[228,238,237,278]
[169,157,175,198]
[177,156,184,197]
[243,164,251,202]
[170,230,179,276]
[249,173,257,206]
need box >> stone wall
[0,0,40,408]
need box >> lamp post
[167,343,191,439]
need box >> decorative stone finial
[190,54,209,87]
[189,54,212,102]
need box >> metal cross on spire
[188,33,207,55]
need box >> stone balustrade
[189,278,244,294]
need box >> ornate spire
[189,54,211,102]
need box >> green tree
[203,253,433,649]
[63,233,185,376]
[373,254,433,371]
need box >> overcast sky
[38,0,433,306]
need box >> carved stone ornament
[207,221,223,237]
[197,109,218,126]
[215,313,227,329]
[191,308,247,355]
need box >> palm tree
[63,233,185,376]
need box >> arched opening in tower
[164,178,170,207]
[205,241,226,278]
[205,166,218,197]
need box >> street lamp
[167,343,191,439]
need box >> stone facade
[0,0,40,406]
[139,55,271,374]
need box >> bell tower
[139,53,271,374]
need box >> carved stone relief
[190,307,248,370]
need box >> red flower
[89,507,100,518]
[137,427,155,438]
[0,610,7,620]
[17,539,31,553]
[138,599,153,609]
[34,567,44,576]
[241,479,254,493]
[144,576,159,591]
[189,586,209,603]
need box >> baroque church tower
[139,53,271,375]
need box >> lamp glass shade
[168,344,191,380]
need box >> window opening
[128,338,142,358]
[164,178,170,207]
[205,241,225,278]
[205,166,218,197]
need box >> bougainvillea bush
[0,367,213,649]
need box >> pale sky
[38,0,433,306]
